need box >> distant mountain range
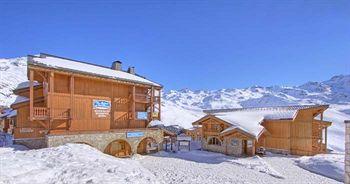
[1,56,349,151]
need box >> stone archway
[137,137,158,155]
[104,139,132,158]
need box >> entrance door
[243,140,248,155]
[105,140,131,157]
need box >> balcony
[33,107,49,120]
[33,107,70,120]
[134,94,150,103]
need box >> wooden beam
[158,89,161,120]
[132,85,136,120]
[29,70,34,121]
[70,75,74,123]
[320,112,323,121]
[49,72,54,119]
[110,84,114,128]
[325,127,327,150]
[150,87,154,121]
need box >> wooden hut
[192,105,332,156]
[11,53,163,157]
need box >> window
[208,137,221,146]
[322,128,326,144]
[247,140,253,148]
[231,139,240,146]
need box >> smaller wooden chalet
[11,53,163,157]
[192,105,332,156]
[185,126,202,141]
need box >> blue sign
[137,112,148,120]
[127,131,144,138]
[93,100,111,110]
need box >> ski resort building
[192,105,332,156]
[11,53,163,157]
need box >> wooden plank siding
[12,66,161,139]
[195,106,331,156]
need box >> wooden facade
[193,115,256,156]
[185,126,202,141]
[11,54,163,156]
[257,106,331,155]
[193,105,331,156]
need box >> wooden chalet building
[11,53,163,157]
[185,126,202,141]
[192,105,332,156]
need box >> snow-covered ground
[0,140,343,184]
[0,144,159,184]
[137,149,341,184]
[295,153,344,182]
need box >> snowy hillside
[0,57,27,106]
[0,56,349,152]
[161,76,350,152]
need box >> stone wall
[225,137,243,156]
[345,120,350,184]
[202,136,243,156]
[46,129,163,154]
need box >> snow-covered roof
[12,96,29,106]
[28,54,161,87]
[204,105,328,137]
[0,109,11,119]
[7,110,17,118]
[15,81,40,90]
[0,109,16,119]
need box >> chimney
[127,66,135,75]
[111,61,122,71]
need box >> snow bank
[323,107,350,152]
[295,154,344,182]
[0,144,159,184]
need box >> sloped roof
[201,105,329,137]
[7,110,17,118]
[12,96,29,106]
[15,81,40,90]
[28,53,161,87]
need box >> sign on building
[137,112,148,120]
[126,131,144,138]
[20,128,34,133]
[92,100,111,118]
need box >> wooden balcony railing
[33,107,70,120]
[33,107,49,120]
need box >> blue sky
[0,0,349,90]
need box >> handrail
[33,107,49,119]
[33,107,70,120]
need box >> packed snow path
[137,150,341,184]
